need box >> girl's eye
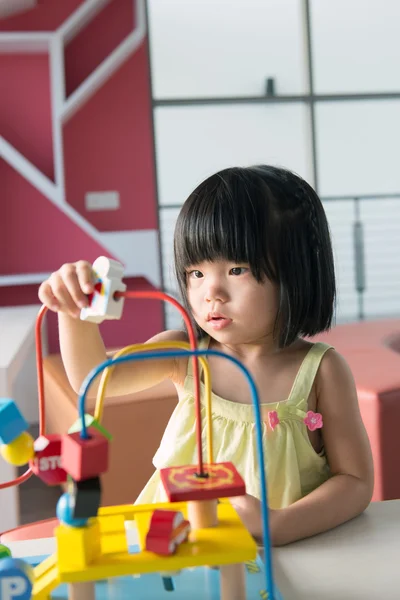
[188,270,203,279]
[230,267,248,276]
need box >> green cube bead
[68,414,112,440]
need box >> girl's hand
[268,508,284,546]
[230,493,284,546]
[38,261,95,318]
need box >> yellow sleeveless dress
[135,340,332,509]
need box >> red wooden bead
[61,427,109,481]
[30,434,67,486]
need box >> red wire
[0,468,33,489]
[0,305,47,490]
[116,290,204,475]
[35,305,47,437]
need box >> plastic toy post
[220,563,247,600]
[68,582,95,600]
[187,499,218,529]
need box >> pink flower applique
[304,411,323,431]
[268,410,280,431]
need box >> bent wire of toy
[94,341,214,464]
[82,289,206,476]
[1,288,204,487]
[78,348,276,600]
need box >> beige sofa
[43,354,178,507]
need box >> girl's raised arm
[39,261,187,398]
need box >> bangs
[174,171,276,282]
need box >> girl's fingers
[61,263,90,309]
[48,271,80,317]
[75,260,95,296]
[38,281,60,312]
[38,260,94,316]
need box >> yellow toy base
[32,501,257,598]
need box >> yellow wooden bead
[0,431,35,466]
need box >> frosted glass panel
[159,208,183,330]
[311,0,400,93]
[159,207,179,295]
[316,101,400,197]
[148,0,307,98]
[322,200,358,322]
[361,199,400,318]
[155,103,313,207]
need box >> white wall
[148,0,400,329]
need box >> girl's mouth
[207,316,232,330]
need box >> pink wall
[0,0,84,31]
[0,54,54,180]
[1,159,110,275]
[63,44,157,232]
[64,0,134,96]
[1,0,163,352]
[62,0,156,232]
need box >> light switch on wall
[85,191,120,211]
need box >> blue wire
[78,348,277,599]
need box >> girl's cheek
[188,280,202,294]
[186,289,197,308]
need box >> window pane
[159,207,182,330]
[148,0,308,98]
[323,200,358,322]
[155,103,313,207]
[311,0,400,93]
[361,198,400,318]
[316,101,400,197]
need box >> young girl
[38,165,373,546]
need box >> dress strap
[287,342,333,404]
[186,336,211,377]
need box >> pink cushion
[0,517,58,542]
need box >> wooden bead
[0,432,34,466]
[61,427,109,481]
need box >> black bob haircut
[173,165,336,348]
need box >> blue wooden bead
[0,557,33,600]
[0,399,28,445]
[56,493,88,528]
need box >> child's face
[186,259,279,345]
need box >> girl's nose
[204,282,227,303]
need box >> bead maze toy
[0,257,283,600]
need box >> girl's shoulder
[314,346,356,404]
[315,346,351,382]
